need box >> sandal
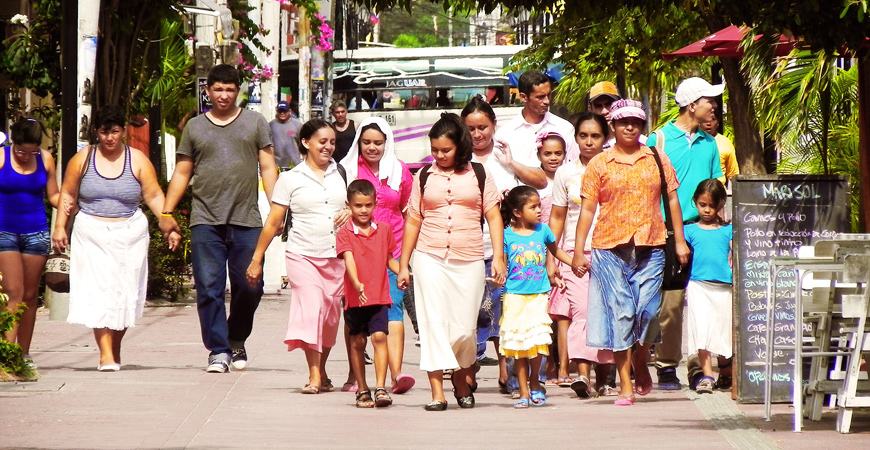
[356,389,375,408]
[320,378,334,392]
[392,374,415,394]
[301,383,320,395]
[570,375,591,399]
[341,381,358,393]
[530,390,547,406]
[544,378,560,387]
[614,394,635,406]
[374,387,393,407]
[597,384,618,397]
[558,377,575,387]
[514,398,530,409]
[696,376,715,394]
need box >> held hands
[245,261,263,287]
[547,261,566,291]
[396,267,411,290]
[487,258,507,287]
[167,231,181,251]
[159,216,182,250]
[571,252,590,278]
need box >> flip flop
[614,394,635,406]
[530,390,547,406]
[570,376,591,399]
[341,381,358,393]
[320,378,334,392]
[392,374,415,394]
[558,377,576,387]
[300,384,320,394]
[514,398,530,409]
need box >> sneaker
[688,371,704,391]
[364,351,373,365]
[206,354,230,373]
[657,367,682,390]
[231,347,248,371]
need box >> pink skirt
[283,251,345,353]
[560,251,614,364]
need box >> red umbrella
[663,25,796,60]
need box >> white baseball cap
[674,77,725,107]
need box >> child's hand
[554,276,566,290]
[490,258,507,287]
[245,262,262,287]
[547,260,560,286]
[355,281,367,304]
[571,253,590,278]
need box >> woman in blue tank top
[0,116,60,370]
[51,106,179,372]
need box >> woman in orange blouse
[571,100,690,406]
[397,113,507,411]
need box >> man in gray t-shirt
[160,64,277,374]
[269,101,302,168]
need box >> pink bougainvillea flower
[371,14,380,25]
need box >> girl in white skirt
[683,179,733,394]
[499,186,572,408]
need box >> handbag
[44,248,71,292]
[649,144,693,291]
[44,146,93,293]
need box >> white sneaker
[206,354,230,373]
[231,347,247,371]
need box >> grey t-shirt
[269,117,302,168]
[177,109,273,227]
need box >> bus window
[395,89,430,109]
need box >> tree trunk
[857,54,870,232]
[720,57,767,174]
[699,10,767,175]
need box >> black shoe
[715,375,732,390]
[424,400,448,411]
[455,393,475,409]
[657,367,682,390]
[478,356,499,366]
[364,351,373,365]
[231,347,247,371]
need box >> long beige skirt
[413,252,485,372]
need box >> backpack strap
[418,162,487,226]
[654,129,665,154]
[418,163,433,196]
[336,163,348,186]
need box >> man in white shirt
[494,70,579,175]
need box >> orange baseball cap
[589,81,621,102]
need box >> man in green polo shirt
[647,77,724,391]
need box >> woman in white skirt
[397,113,506,411]
[52,106,178,372]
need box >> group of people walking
[1,64,738,411]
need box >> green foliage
[229,0,270,81]
[144,184,193,301]
[378,1,452,47]
[510,3,709,121]
[0,273,35,380]
[0,0,62,100]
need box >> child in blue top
[499,186,572,409]
[684,179,733,394]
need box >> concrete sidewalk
[1,295,867,450]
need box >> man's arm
[259,145,278,201]
[159,155,193,239]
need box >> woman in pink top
[397,113,506,411]
[340,117,416,394]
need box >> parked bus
[332,45,528,164]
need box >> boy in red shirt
[336,179,400,408]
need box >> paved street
[1,294,868,450]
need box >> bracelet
[160,212,173,218]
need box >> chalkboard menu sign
[732,175,850,403]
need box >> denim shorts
[0,229,51,255]
[387,270,405,322]
[586,244,664,351]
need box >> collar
[664,120,711,143]
[603,145,653,162]
[509,111,557,130]
[297,159,340,179]
[351,221,378,235]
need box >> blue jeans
[191,225,264,356]
[587,245,664,351]
[0,229,50,255]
